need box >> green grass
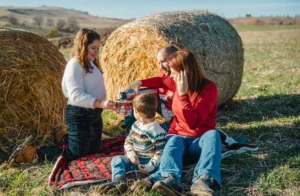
[0,161,54,195]
[59,48,72,60]
[58,47,104,61]
[1,29,300,195]
[258,156,300,196]
[234,25,300,32]
[216,29,300,196]
[1,24,49,35]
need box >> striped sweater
[124,120,166,172]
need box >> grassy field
[218,28,300,195]
[234,25,300,32]
[0,26,299,196]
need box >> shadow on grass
[0,152,8,164]
[218,94,300,126]
[0,94,299,195]
[219,125,299,195]
[214,94,300,195]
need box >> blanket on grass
[48,131,258,190]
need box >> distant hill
[1,6,299,47]
[0,6,132,30]
[228,16,300,26]
[1,6,299,31]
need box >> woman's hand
[94,99,116,109]
[126,81,142,94]
[101,100,116,109]
[175,70,188,95]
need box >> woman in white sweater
[61,28,115,160]
[8,28,115,166]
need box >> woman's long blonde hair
[71,28,101,73]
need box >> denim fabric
[124,110,136,129]
[111,155,159,181]
[149,130,222,186]
[159,122,170,132]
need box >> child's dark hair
[133,93,157,118]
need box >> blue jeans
[124,99,171,131]
[111,155,159,181]
[150,130,222,186]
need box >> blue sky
[0,0,299,19]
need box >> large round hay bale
[0,28,66,150]
[101,10,244,105]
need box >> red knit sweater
[141,77,218,137]
[157,72,173,110]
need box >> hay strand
[101,10,244,105]
[0,28,66,151]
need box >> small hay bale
[0,28,66,150]
[101,10,244,105]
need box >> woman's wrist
[93,99,102,108]
[93,99,115,109]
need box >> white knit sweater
[61,57,106,108]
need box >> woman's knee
[166,135,185,148]
[201,130,220,141]
[69,143,90,159]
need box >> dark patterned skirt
[37,104,103,162]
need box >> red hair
[168,49,208,93]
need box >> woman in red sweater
[129,49,222,196]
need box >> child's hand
[138,164,148,174]
[130,155,140,164]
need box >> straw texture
[0,28,66,150]
[101,10,244,105]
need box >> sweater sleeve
[141,77,176,92]
[145,132,166,172]
[124,130,137,159]
[63,61,96,108]
[179,82,218,130]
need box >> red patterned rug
[49,136,125,189]
[48,131,258,190]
